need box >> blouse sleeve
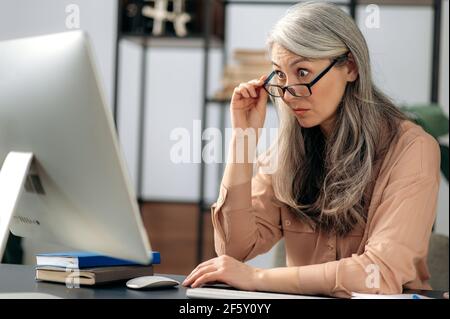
[211,165,283,262]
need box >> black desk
[0,264,447,299]
[0,264,187,299]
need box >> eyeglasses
[263,53,349,98]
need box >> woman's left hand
[182,255,262,291]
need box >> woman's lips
[292,108,310,115]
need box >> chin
[295,117,318,128]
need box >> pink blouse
[210,120,441,298]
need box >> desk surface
[0,264,447,299]
[0,264,188,299]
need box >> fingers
[255,78,269,112]
[234,76,268,99]
[236,84,251,98]
[184,258,216,283]
[258,83,269,100]
[182,265,217,287]
[191,270,222,288]
[245,84,258,98]
[238,83,257,98]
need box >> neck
[320,117,335,138]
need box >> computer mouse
[126,276,180,290]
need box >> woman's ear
[345,52,358,82]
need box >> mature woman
[182,2,440,297]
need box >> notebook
[36,251,160,269]
[36,265,154,285]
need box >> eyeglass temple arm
[308,53,349,87]
[264,71,276,85]
[308,59,338,87]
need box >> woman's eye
[298,69,310,78]
[275,70,285,79]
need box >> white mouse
[126,276,180,290]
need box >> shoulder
[385,120,440,179]
[397,120,438,147]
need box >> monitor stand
[0,152,34,261]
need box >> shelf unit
[112,0,444,264]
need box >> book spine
[94,266,154,283]
[79,252,160,268]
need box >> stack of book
[214,49,272,101]
[35,251,160,286]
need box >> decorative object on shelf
[142,0,192,37]
[120,0,224,39]
[214,49,272,101]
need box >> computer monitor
[0,31,151,264]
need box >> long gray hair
[265,2,408,236]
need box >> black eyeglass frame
[263,53,349,98]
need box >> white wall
[357,6,433,105]
[0,0,117,107]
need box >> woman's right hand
[230,75,269,132]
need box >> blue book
[36,251,160,269]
